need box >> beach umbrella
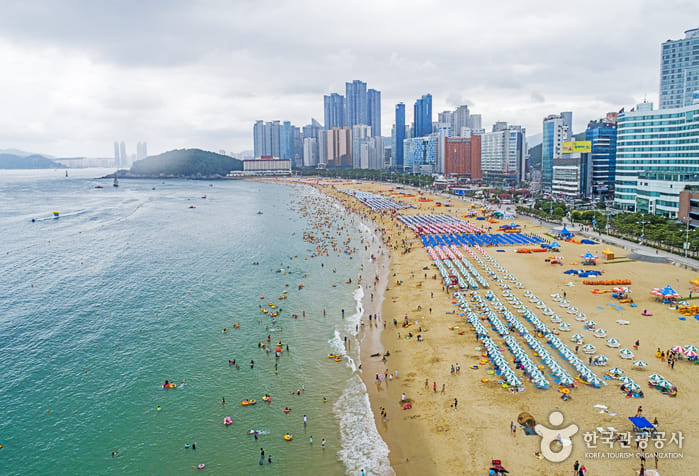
[632,360,648,367]
[619,348,634,359]
[593,328,607,338]
[684,344,698,352]
[608,367,624,377]
[623,382,641,393]
[655,380,674,391]
[559,323,571,331]
[576,312,586,319]
[671,345,686,353]
[606,338,620,348]
[583,344,596,354]
[571,333,584,342]
[685,350,698,359]
[592,355,608,365]
[647,373,664,384]
[618,376,634,384]
[585,320,596,327]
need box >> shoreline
[300,179,699,475]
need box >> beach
[306,179,699,476]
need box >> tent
[651,285,679,300]
[628,416,655,432]
[581,252,599,265]
[558,226,573,239]
[602,248,615,260]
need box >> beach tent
[651,285,679,299]
[581,252,599,265]
[628,416,655,432]
[517,412,536,427]
[602,248,615,260]
[557,226,573,239]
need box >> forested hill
[127,149,243,177]
[0,153,65,169]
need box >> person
[303,415,307,426]
[157,405,161,411]
[222,396,225,405]
[268,455,272,464]
[453,398,458,410]
[401,393,406,402]
[309,435,313,444]
[637,405,642,416]
[321,438,326,448]
[192,442,196,450]
[639,463,645,476]
[573,460,579,474]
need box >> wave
[334,374,394,475]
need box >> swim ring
[241,400,250,406]
[197,464,206,469]
[223,417,232,425]
[284,433,293,441]
[481,378,489,383]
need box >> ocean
[0,169,392,475]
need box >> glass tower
[394,103,405,169]
[324,93,346,129]
[345,80,368,128]
[413,94,432,138]
[660,28,699,109]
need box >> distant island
[0,153,66,169]
[106,148,243,179]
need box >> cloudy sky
[0,0,696,157]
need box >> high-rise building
[614,101,699,217]
[352,124,371,168]
[253,120,270,157]
[303,138,318,168]
[585,115,617,199]
[404,135,439,173]
[324,93,346,129]
[443,136,481,179]
[413,94,432,138]
[319,127,352,168]
[136,141,148,161]
[119,141,127,168]
[360,136,384,170]
[452,105,470,137]
[469,114,482,131]
[367,89,381,137]
[438,110,453,127]
[345,80,368,129]
[660,28,699,109]
[541,112,572,190]
[481,125,526,184]
[552,142,592,199]
[280,121,294,161]
[394,103,405,169]
[113,142,120,167]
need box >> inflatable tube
[481,378,489,383]
[284,434,293,441]
[241,400,249,406]
[470,365,479,369]
[197,464,206,469]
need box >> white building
[303,137,318,167]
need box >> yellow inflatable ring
[481,378,489,383]
[284,434,293,441]
[470,365,479,369]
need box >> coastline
[301,178,699,475]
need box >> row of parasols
[607,368,677,394]
[398,213,486,235]
[340,189,413,210]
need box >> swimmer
[157,405,161,411]
[321,438,326,448]
[323,397,327,403]
[111,449,120,457]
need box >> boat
[53,211,60,218]
[257,211,263,215]
[113,170,119,187]
[95,185,104,189]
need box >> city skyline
[0,2,696,157]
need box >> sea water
[0,169,392,475]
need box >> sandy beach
[284,177,699,475]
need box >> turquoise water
[0,170,391,475]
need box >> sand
[283,178,699,475]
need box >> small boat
[257,211,263,215]
[95,185,104,189]
[113,170,119,187]
[53,211,60,218]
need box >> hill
[126,149,243,178]
[0,153,65,169]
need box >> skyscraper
[367,89,381,137]
[413,94,432,138]
[280,121,294,161]
[119,141,127,168]
[452,105,470,137]
[113,142,120,167]
[394,103,405,169]
[585,115,617,199]
[541,112,572,191]
[660,28,699,109]
[345,80,368,129]
[324,93,346,129]
[352,124,371,168]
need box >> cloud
[0,0,697,155]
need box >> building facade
[352,124,371,169]
[480,125,526,184]
[345,80,368,129]
[413,94,433,138]
[367,89,381,137]
[660,28,699,109]
[319,127,352,168]
[443,136,481,179]
[585,115,617,198]
[614,102,699,217]
[541,112,572,191]
[393,103,405,170]
[404,135,439,174]
[303,137,318,168]
[324,93,346,129]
